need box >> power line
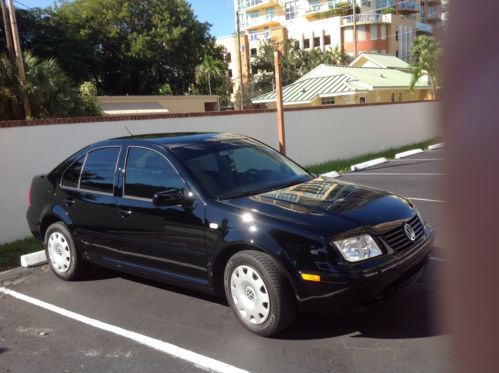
[13,0,31,10]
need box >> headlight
[332,234,382,262]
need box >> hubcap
[230,265,270,325]
[47,231,71,273]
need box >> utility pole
[236,9,245,110]
[274,51,286,155]
[0,0,15,64]
[352,0,357,58]
[7,0,31,119]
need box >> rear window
[79,147,120,194]
[61,156,85,188]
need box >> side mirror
[153,188,184,207]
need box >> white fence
[0,101,441,243]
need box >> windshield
[170,137,312,199]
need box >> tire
[224,250,297,337]
[44,222,87,281]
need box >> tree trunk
[208,78,212,96]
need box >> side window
[62,156,85,188]
[80,147,120,194]
[124,148,184,200]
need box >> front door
[114,146,208,286]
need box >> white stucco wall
[0,101,440,243]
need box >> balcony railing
[248,30,272,41]
[397,1,419,11]
[239,0,280,11]
[243,14,284,29]
[341,13,390,25]
[416,22,433,33]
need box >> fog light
[301,273,321,282]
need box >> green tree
[79,81,101,115]
[409,35,442,99]
[195,55,227,96]
[0,53,100,120]
[296,45,348,75]
[158,83,173,95]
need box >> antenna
[124,126,134,136]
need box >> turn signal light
[300,273,321,282]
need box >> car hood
[223,177,416,237]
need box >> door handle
[119,209,132,218]
[64,198,75,207]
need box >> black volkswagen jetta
[27,133,433,336]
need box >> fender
[38,204,73,237]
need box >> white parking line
[345,173,445,176]
[0,287,249,373]
[389,159,444,162]
[430,256,446,263]
[408,197,446,203]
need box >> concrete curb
[351,157,387,171]
[428,143,445,150]
[20,250,47,268]
[395,148,424,159]
[321,171,340,178]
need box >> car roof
[103,132,248,148]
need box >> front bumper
[296,231,433,314]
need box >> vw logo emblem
[404,224,416,241]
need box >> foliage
[234,82,255,110]
[409,35,442,99]
[1,1,219,95]
[382,7,396,14]
[0,53,100,120]
[79,81,101,115]
[195,54,227,96]
[0,237,42,271]
[250,39,348,98]
[158,83,173,95]
[312,2,360,20]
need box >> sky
[21,0,235,37]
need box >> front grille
[382,215,425,252]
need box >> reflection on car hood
[224,177,416,236]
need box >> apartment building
[217,1,445,97]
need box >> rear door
[58,146,123,261]
[113,146,208,286]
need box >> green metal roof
[252,74,358,104]
[351,53,411,69]
[252,63,429,105]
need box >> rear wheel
[44,222,87,281]
[224,250,297,336]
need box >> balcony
[304,1,354,20]
[341,13,391,26]
[243,14,284,30]
[396,1,419,14]
[248,30,272,42]
[424,13,441,22]
[239,0,281,12]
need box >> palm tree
[409,35,442,99]
[195,55,226,96]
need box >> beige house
[98,95,220,115]
[252,53,431,108]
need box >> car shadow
[78,264,444,341]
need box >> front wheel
[224,250,297,337]
[44,222,87,281]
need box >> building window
[303,38,310,49]
[324,34,331,46]
[294,40,300,49]
[265,7,275,21]
[358,25,366,41]
[321,97,335,105]
[391,92,395,102]
[344,26,353,43]
[380,25,386,40]
[359,96,366,104]
[396,50,399,57]
[285,1,298,20]
[313,36,320,48]
[370,25,378,40]
[250,48,257,57]
[226,52,232,63]
[399,92,402,102]
[228,69,233,78]
[395,31,399,42]
[251,66,258,75]
[310,0,320,11]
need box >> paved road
[0,149,449,373]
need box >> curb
[395,148,424,159]
[428,143,445,150]
[321,171,340,178]
[20,250,47,268]
[351,157,387,172]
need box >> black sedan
[27,133,433,336]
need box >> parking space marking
[430,256,446,263]
[0,287,249,373]
[389,159,444,162]
[408,197,445,203]
[345,173,445,176]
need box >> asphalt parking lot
[0,148,449,373]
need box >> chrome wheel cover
[47,231,71,273]
[230,265,270,325]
